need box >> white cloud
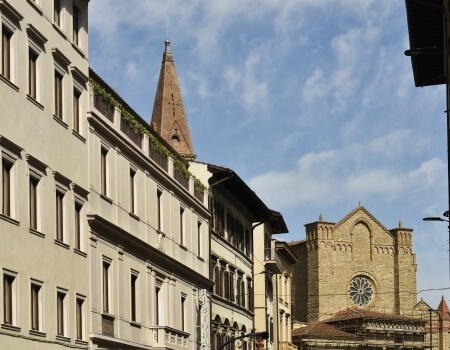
[368,129,412,157]
[249,147,445,210]
[302,69,327,104]
[125,61,139,81]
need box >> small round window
[348,276,374,306]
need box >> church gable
[333,205,394,246]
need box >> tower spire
[150,39,196,160]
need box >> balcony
[120,118,142,148]
[149,326,189,350]
[264,248,282,274]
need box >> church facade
[290,205,434,349]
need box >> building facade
[253,216,298,350]
[88,69,212,350]
[290,205,431,349]
[0,0,90,349]
[275,240,299,350]
[0,1,212,349]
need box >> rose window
[348,276,374,306]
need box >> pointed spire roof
[150,39,196,160]
[437,296,450,320]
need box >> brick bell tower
[150,39,196,160]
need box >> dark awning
[404,0,446,87]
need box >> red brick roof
[325,307,425,323]
[292,322,357,339]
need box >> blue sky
[89,0,449,308]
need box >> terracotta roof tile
[292,322,358,339]
[325,307,425,323]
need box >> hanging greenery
[90,78,208,194]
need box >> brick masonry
[290,205,417,322]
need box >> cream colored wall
[0,0,90,348]
[87,87,210,349]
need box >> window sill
[52,23,67,39]
[180,244,188,251]
[53,115,68,129]
[27,94,44,110]
[0,74,19,92]
[55,335,71,342]
[0,214,20,226]
[27,0,43,15]
[72,129,86,143]
[130,321,141,328]
[29,329,46,337]
[197,256,205,262]
[100,194,113,204]
[74,248,87,258]
[1,324,20,332]
[157,229,165,236]
[71,42,86,58]
[54,239,70,250]
[29,227,45,238]
[101,313,115,320]
[129,212,140,221]
[75,339,89,346]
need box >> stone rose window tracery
[348,276,374,306]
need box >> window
[27,25,46,104]
[28,50,38,99]
[237,276,245,307]
[247,279,253,311]
[29,177,38,230]
[56,289,67,336]
[3,271,17,326]
[197,221,202,256]
[103,260,110,313]
[30,281,43,331]
[155,286,160,325]
[100,147,108,196]
[130,169,136,214]
[72,185,87,252]
[54,70,63,118]
[74,202,82,250]
[213,265,220,296]
[55,191,64,241]
[1,139,20,220]
[73,89,81,133]
[75,296,85,340]
[1,25,12,80]
[53,172,70,245]
[181,295,186,331]
[2,160,12,216]
[179,207,184,245]
[54,0,61,26]
[73,5,80,46]
[27,154,46,233]
[157,190,162,231]
[155,281,164,326]
[130,272,138,322]
[224,270,229,299]
[229,271,235,303]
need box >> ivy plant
[90,78,207,194]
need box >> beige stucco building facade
[0,1,212,349]
[253,219,298,350]
[87,69,212,350]
[0,0,90,349]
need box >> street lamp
[423,211,450,288]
